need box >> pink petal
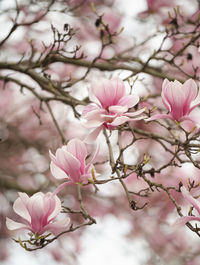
[161,79,172,112]
[88,143,100,164]
[53,181,72,196]
[103,78,125,107]
[49,150,58,166]
[6,218,29,231]
[47,194,62,222]
[56,149,81,182]
[124,108,146,117]
[84,143,100,174]
[44,217,70,235]
[109,116,130,126]
[66,138,87,166]
[111,78,126,104]
[27,194,45,233]
[182,79,197,114]
[90,78,125,108]
[84,119,104,128]
[191,87,200,111]
[13,193,31,223]
[82,108,105,128]
[83,107,103,121]
[179,115,197,124]
[164,80,185,120]
[108,105,128,114]
[82,104,99,117]
[118,94,139,108]
[100,113,117,119]
[50,162,68,180]
[39,193,56,225]
[84,126,103,144]
[181,186,200,215]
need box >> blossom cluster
[6,77,200,239]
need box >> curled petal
[118,94,139,108]
[53,181,72,196]
[125,108,146,117]
[109,116,129,126]
[82,104,99,117]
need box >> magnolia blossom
[6,192,70,235]
[49,138,97,184]
[147,79,200,123]
[82,78,145,142]
[175,186,200,226]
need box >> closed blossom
[49,138,97,184]
[6,192,70,235]
[147,78,200,123]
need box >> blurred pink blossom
[6,192,70,235]
[49,138,97,184]
[147,79,200,123]
[82,78,145,142]
[138,0,174,18]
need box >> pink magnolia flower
[6,192,70,235]
[175,186,200,226]
[82,78,145,142]
[49,138,97,184]
[147,79,200,123]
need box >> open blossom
[82,78,145,142]
[147,79,200,123]
[49,138,97,184]
[6,192,70,235]
[175,186,200,226]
